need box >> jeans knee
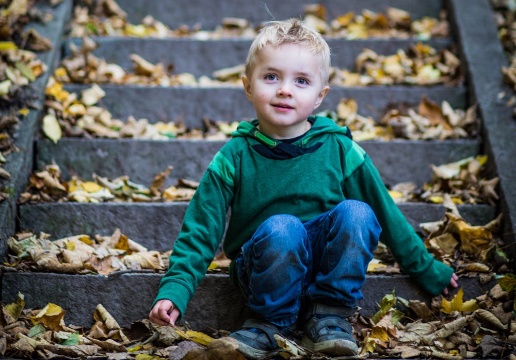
[335,200,378,227]
[252,215,307,254]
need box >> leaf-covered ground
[3,196,514,358]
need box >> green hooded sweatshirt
[154,116,453,316]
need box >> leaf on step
[3,292,25,324]
[445,212,495,260]
[123,251,164,270]
[183,337,245,360]
[42,113,62,144]
[93,304,130,344]
[81,83,106,106]
[441,288,477,314]
[174,329,214,347]
[371,291,397,324]
[274,333,308,357]
[85,336,127,352]
[30,303,66,332]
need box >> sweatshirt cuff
[152,281,192,317]
[411,260,454,296]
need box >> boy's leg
[230,214,311,359]
[302,200,381,355]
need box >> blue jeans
[234,200,381,327]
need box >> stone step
[0,0,71,250]
[1,3,514,359]
[1,271,495,331]
[114,0,444,29]
[18,202,495,252]
[35,137,480,188]
[65,37,455,78]
[62,83,468,123]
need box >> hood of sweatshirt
[231,116,352,149]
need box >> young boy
[149,18,458,358]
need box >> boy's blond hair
[245,18,331,84]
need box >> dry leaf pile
[0,0,54,52]
[320,96,478,141]
[68,0,448,40]
[491,0,516,118]
[0,46,48,200]
[18,164,199,204]
[421,206,508,274]
[0,0,55,201]
[389,155,500,206]
[43,77,239,142]
[53,36,200,86]
[5,228,165,275]
[330,42,462,86]
[370,200,509,278]
[0,277,514,359]
[54,37,462,89]
[42,78,238,142]
[353,282,515,359]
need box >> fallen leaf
[42,113,62,143]
[441,288,478,314]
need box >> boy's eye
[264,74,278,81]
[296,78,309,85]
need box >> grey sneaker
[229,319,291,359]
[301,303,359,356]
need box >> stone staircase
[2,0,515,334]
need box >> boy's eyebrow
[262,66,316,78]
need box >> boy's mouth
[272,103,294,109]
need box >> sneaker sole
[233,340,281,359]
[301,336,359,357]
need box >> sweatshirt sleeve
[152,157,234,316]
[343,151,453,296]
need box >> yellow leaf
[428,195,444,204]
[0,41,18,51]
[18,107,30,116]
[42,113,62,144]
[0,80,12,96]
[135,354,162,360]
[371,291,396,324]
[367,259,388,272]
[360,336,377,354]
[441,288,478,314]
[53,67,68,78]
[370,326,390,342]
[4,292,25,322]
[81,181,104,193]
[175,329,214,346]
[30,303,65,331]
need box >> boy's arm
[343,154,454,296]
[153,168,233,316]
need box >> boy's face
[242,43,329,139]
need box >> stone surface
[62,84,468,123]
[449,0,516,264]
[1,272,495,331]
[116,0,444,28]
[1,1,514,351]
[65,38,453,77]
[18,202,495,251]
[35,138,479,187]
[0,0,72,256]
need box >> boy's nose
[277,85,292,97]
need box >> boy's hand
[149,300,180,326]
[442,273,459,295]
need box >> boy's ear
[313,86,330,110]
[242,75,252,100]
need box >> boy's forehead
[257,43,321,63]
